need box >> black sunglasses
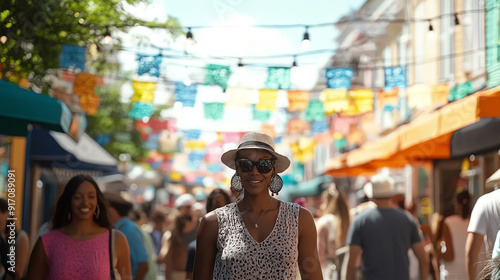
[235,159,276,174]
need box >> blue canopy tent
[30,127,119,175]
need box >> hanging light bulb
[454,13,460,25]
[238,58,244,69]
[185,27,195,53]
[0,28,8,44]
[102,26,112,46]
[428,20,434,32]
[186,27,193,41]
[301,26,310,49]
[292,56,298,70]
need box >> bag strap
[109,229,116,280]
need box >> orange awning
[347,130,399,167]
[325,85,500,177]
[399,86,500,160]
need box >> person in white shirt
[466,189,500,279]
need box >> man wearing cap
[162,194,199,280]
[345,174,429,280]
[105,192,149,280]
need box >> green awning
[0,80,72,136]
[288,175,334,198]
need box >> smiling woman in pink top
[26,175,132,280]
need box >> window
[440,0,455,81]
[415,3,425,84]
[463,0,486,74]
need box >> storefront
[325,86,500,217]
[0,80,72,230]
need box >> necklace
[241,197,273,229]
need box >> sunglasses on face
[235,159,276,174]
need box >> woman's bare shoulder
[113,229,128,244]
[202,211,219,224]
[298,207,316,228]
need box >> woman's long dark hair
[206,188,231,213]
[322,189,351,247]
[52,175,111,229]
[456,190,471,219]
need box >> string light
[428,20,433,31]
[0,28,8,44]
[186,27,193,41]
[454,13,460,25]
[102,26,112,46]
[119,40,489,71]
[301,26,310,49]
[292,56,298,69]
[81,44,488,91]
[237,58,244,68]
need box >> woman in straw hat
[193,132,322,280]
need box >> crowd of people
[2,131,500,279]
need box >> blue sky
[120,0,367,91]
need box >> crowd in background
[1,171,500,279]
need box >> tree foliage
[0,0,181,91]
[1,0,181,161]
[86,85,147,161]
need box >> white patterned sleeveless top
[213,201,300,279]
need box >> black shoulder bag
[109,229,115,280]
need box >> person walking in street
[0,198,29,280]
[193,132,323,280]
[316,186,350,280]
[131,210,158,280]
[150,209,167,257]
[159,193,199,280]
[26,175,132,280]
[466,188,500,279]
[345,174,429,280]
[185,188,232,280]
[105,192,149,280]
[435,190,471,280]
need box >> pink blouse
[41,229,111,280]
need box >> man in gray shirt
[345,174,429,280]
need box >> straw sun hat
[363,174,395,199]
[221,132,290,173]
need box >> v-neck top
[41,229,111,280]
[213,201,300,279]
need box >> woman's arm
[164,236,174,280]
[297,207,323,279]
[316,218,328,267]
[25,238,49,280]
[15,231,29,279]
[115,230,132,280]
[157,231,171,264]
[193,212,218,280]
